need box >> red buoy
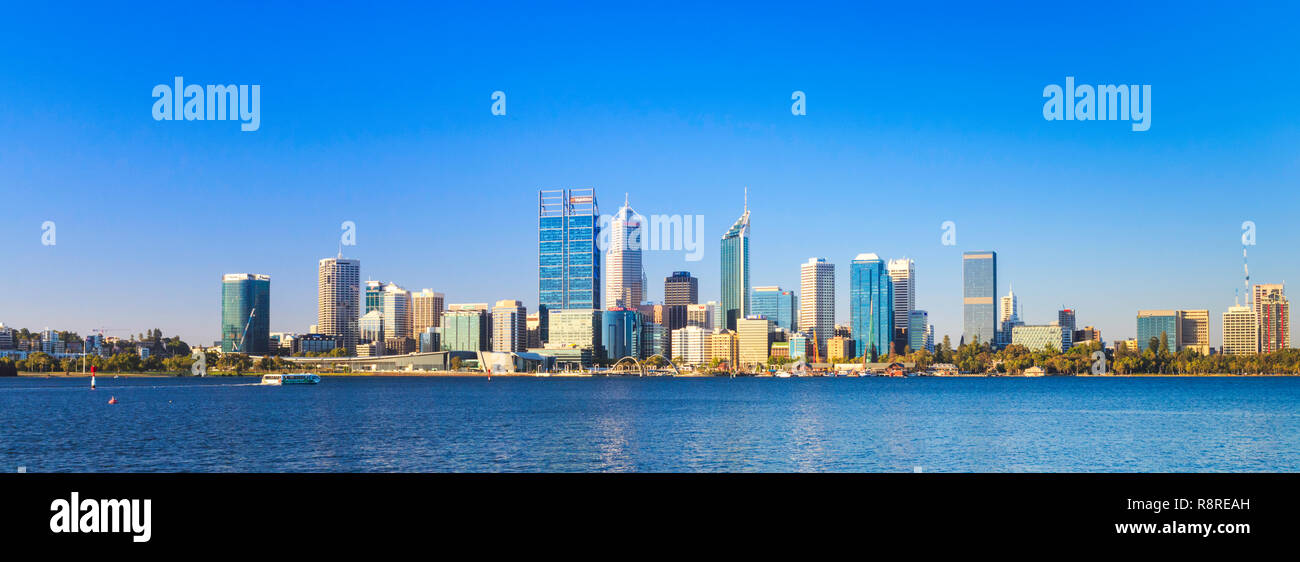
[108,396,117,405]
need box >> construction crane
[235,309,257,353]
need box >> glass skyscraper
[962,251,997,346]
[908,310,929,352]
[850,254,894,359]
[602,307,643,360]
[720,197,750,331]
[221,273,270,354]
[539,189,601,341]
[751,286,796,333]
[1136,310,1180,353]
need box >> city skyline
[2,4,1298,348]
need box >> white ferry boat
[261,373,321,386]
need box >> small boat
[107,396,117,405]
[261,373,321,386]
[774,371,792,378]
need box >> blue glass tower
[962,251,997,346]
[539,189,601,341]
[720,196,750,331]
[751,286,796,332]
[221,273,270,354]
[850,254,893,359]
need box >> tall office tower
[318,257,361,353]
[605,195,644,308]
[664,271,699,305]
[720,195,751,331]
[525,313,542,349]
[1254,283,1290,351]
[999,288,1020,326]
[412,289,445,335]
[1222,305,1258,355]
[359,310,385,346]
[1179,309,1210,355]
[850,253,894,359]
[490,300,527,352]
[1057,308,1076,350]
[736,316,773,369]
[1258,291,1290,353]
[887,259,915,352]
[539,188,601,341]
[547,309,603,354]
[907,310,929,353]
[686,304,713,330]
[799,258,835,356]
[962,251,997,347]
[364,280,388,314]
[602,307,642,360]
[381,284,412,340]
[441,307,490,352]
[1136,310,1181,353]
[221,273,270,354]
[670,325,711,366]
[710,330,739,369]
[997,287,1021,347]
[925,324,935,353]
[751,286,797,332]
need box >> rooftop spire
[744,186,748,212]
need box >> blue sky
[1,1,1297,347]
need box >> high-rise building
[907,310,929,353]
[492,300,527,352]
[850,253,894,359]
[1179,309,1210,355]
[539,188,601,341]
[962,251,997,346]
[1257,289,1290,353]
[710,330,738,369]
[605,195,644,308]
[441,306,490,352]
[601,308,642,360]
[751,286,796,333]
[1136,310,1181,353]
[671,325,711,366]
[221,273,270,354]
[736,316,772,369]
[924,324,935,353]
[642,321,667,359]
[720,196,751,331]
[547,309,602,354]
[381,284,412,340]
[827,336,854,361]
[799,258,835,355]
[359,310,385,347]
[664,271,698,306]
[887,258,915,353]
[686,304,713,330]
[999,287,1020,327]
[1057,308,1076,350]
[318,257,361,353]
[1222,305,1258,355]
[525,313,543,349]
[1254,284,1290,352]
[412,289,445,336]
[788,332,811,361]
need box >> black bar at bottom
[2,473,1286,550]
